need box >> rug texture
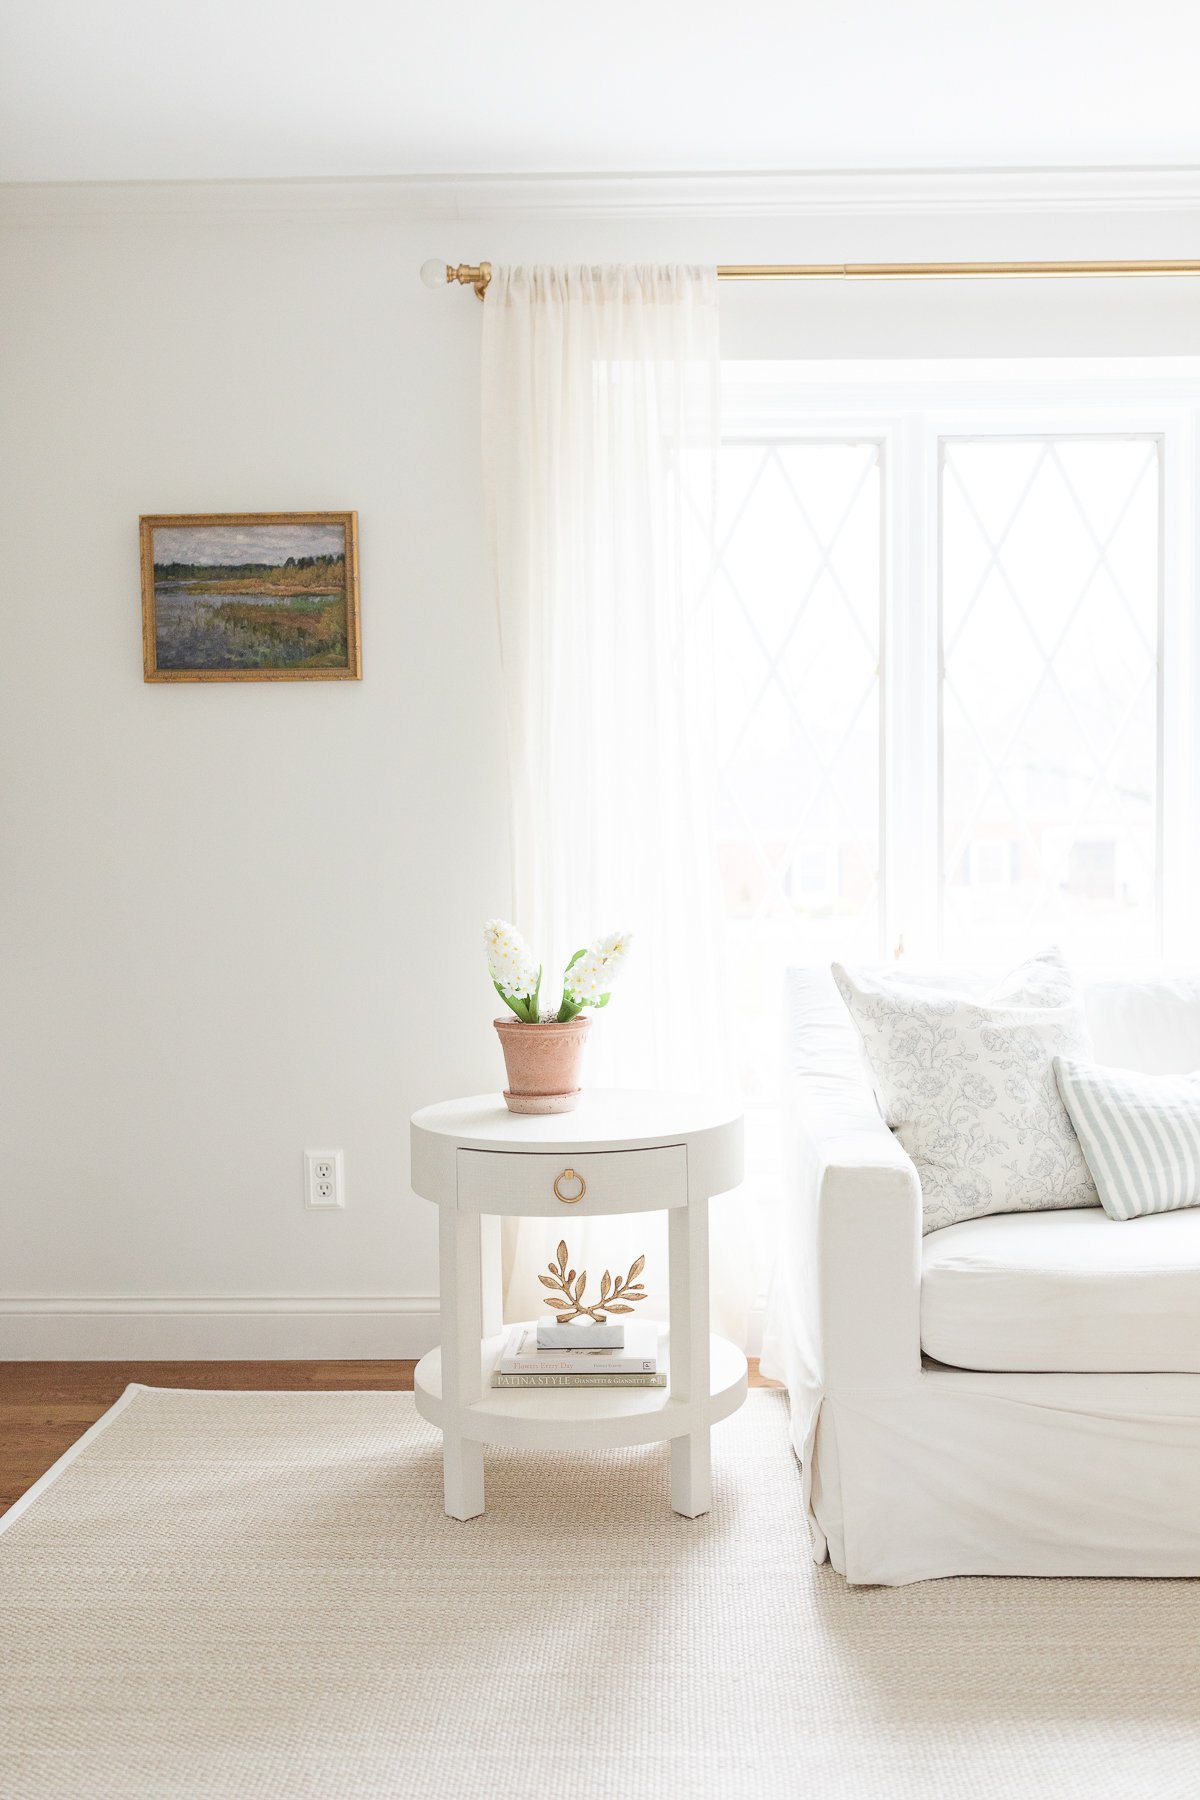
[1,1386,1198,1800]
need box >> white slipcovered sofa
[761,966,1200,1585]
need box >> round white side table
[409,1088,746,1521]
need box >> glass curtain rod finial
[420,259,492,298]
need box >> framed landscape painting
[140,512,360,682]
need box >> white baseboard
[0,1296,764,1361]
[0,1296,441,1360]
[745,1305,764,1359]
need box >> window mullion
[884,410,941,963]
[1160,418,1196,962]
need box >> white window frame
[721,356,1200,970]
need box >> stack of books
[491,1321,664,1389]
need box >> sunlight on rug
[1,1387,1197,1799]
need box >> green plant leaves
[493,980,536,1022]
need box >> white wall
[3,175,1199,1355]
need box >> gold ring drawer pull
[553,1168,586,1204]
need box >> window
[718,358,1200,1247]
[940,436,1160,965]
[714,440,882,1093]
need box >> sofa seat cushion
[921,1206,1200,1372]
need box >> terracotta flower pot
[494,1015,592,1114]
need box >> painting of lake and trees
[140,513,360,681]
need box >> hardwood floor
[0,1358,775,1516]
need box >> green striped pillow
[1054,1057,1200,1221]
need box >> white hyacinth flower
[558,929,633,1020]
[484,919,542,1021]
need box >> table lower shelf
[414,1326,747,1451]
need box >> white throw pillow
[1055,1057,1200,1221]
[832,948,1098,1233]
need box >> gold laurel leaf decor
[540,1239,648,1324]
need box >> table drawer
[456,1144,687,1216]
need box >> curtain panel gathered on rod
[481,264,751,1339]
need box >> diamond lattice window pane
[941,437,1160,965]
[715,440,882,1098]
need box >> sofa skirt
[767,1346,1200,1585]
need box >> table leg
[480,1213,503,1339]
[443,1433,484,1521]
[668,1196,711,1518]
[439,1204,485,1520]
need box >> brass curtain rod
[427,258,1200,299]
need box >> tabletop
[411,1087,742,1153]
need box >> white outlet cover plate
[304,1149,345,1209]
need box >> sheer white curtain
[481,264,751,1339]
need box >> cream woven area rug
[2,1387,1198,1800]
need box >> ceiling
[2,0,1199,185]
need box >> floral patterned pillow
[832,948,1098,1233]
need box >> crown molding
[3,166,1200,223]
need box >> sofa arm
[806,1114,922,1388]
[777,970,923,1390]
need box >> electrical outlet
[304,1149,345,1209]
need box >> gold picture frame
[140,511,361,683]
